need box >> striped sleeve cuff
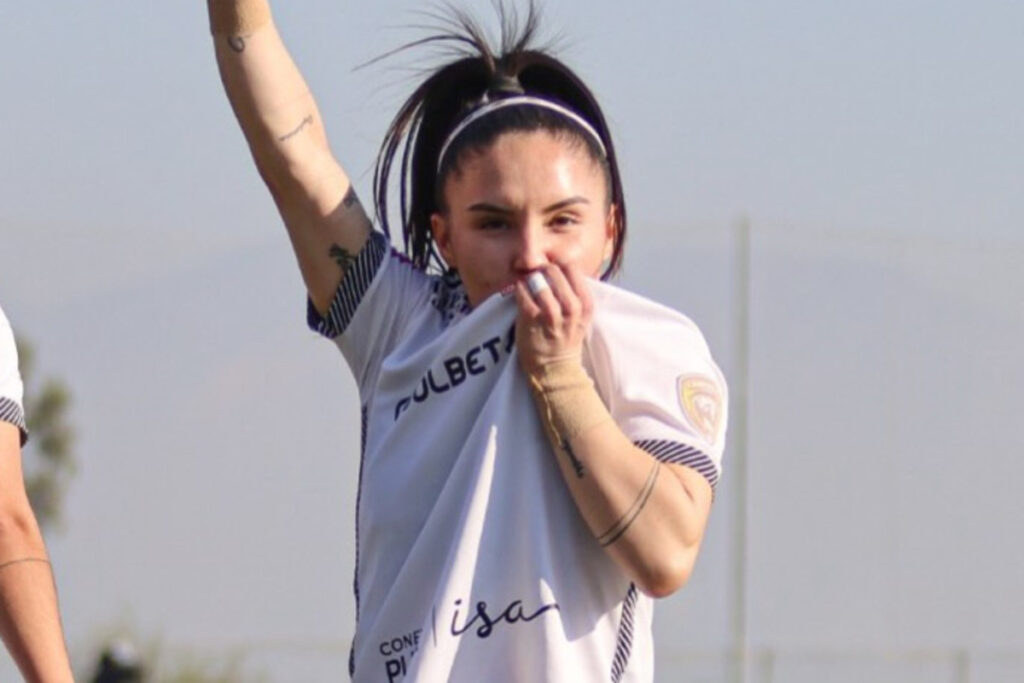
[635,439,719,491]
[308,231,388,339]
[0,397,28,446]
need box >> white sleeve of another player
[0,306,28,446]
[585,289,728,491]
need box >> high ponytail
[372,1,627,278]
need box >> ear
[602,203,619,263]
[431,212,457,269]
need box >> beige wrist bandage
[528,358,613,446]
[208,0,272,36]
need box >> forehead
[443,130,607,203]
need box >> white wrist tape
[526,271,550,297]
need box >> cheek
[448,232,505,282]
[446,223,479,263]
[553,240,585,265]
[450,230,484,260]
[561,223,610,274]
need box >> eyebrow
[466,196,591,214]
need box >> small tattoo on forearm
[561,438,585,479]
[278,115,314,143]
[227,35,246,53]
[597,461,661,547]
[342,185,359,209]
[330,244,356,274]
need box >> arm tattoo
[561,438,585,479]
[327,190,361,276]
[278,115,314,143]
[596,461,661,547]
[0,557,50,572]
[329,244,356,274]
[227,35,246,53]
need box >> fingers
[525,271,550,297]
[515,262,594,373]
[561,262,594,324]
[514,279,542,319]
[520,264,587,321]
[543,264,581,321]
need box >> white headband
[436,95,608,174]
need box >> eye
[550,214,580,230]
[478,217,510,231]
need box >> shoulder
[0,305,28,446]
[585,281,728,475]
[588,281,714,359]
[0,305,18,375]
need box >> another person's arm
[0,312,73,682]
[208,0,372,312]
[0,423,73,683]
[516,264,717,599]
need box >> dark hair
[372,1,627,278]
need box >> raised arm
[208,0,372,313]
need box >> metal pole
[757,648,775,683]
[731,217,752,683]
[954,649,971,683]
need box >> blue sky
[2,2,1022,680]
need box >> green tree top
[15,336,76,533]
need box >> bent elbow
[636,551,695,599]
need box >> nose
[513,220,549,273]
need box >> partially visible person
[0,305,74,682]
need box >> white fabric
[315,236,727,682]
[0,305,28,445]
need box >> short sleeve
[585,285,728,491]
[306,231,441,397]
[0,306,28,446]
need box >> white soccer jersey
[309,233,727,683]
[0,305,28,446]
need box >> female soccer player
[208,2,727,680]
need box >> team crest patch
[677,375,723,445]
